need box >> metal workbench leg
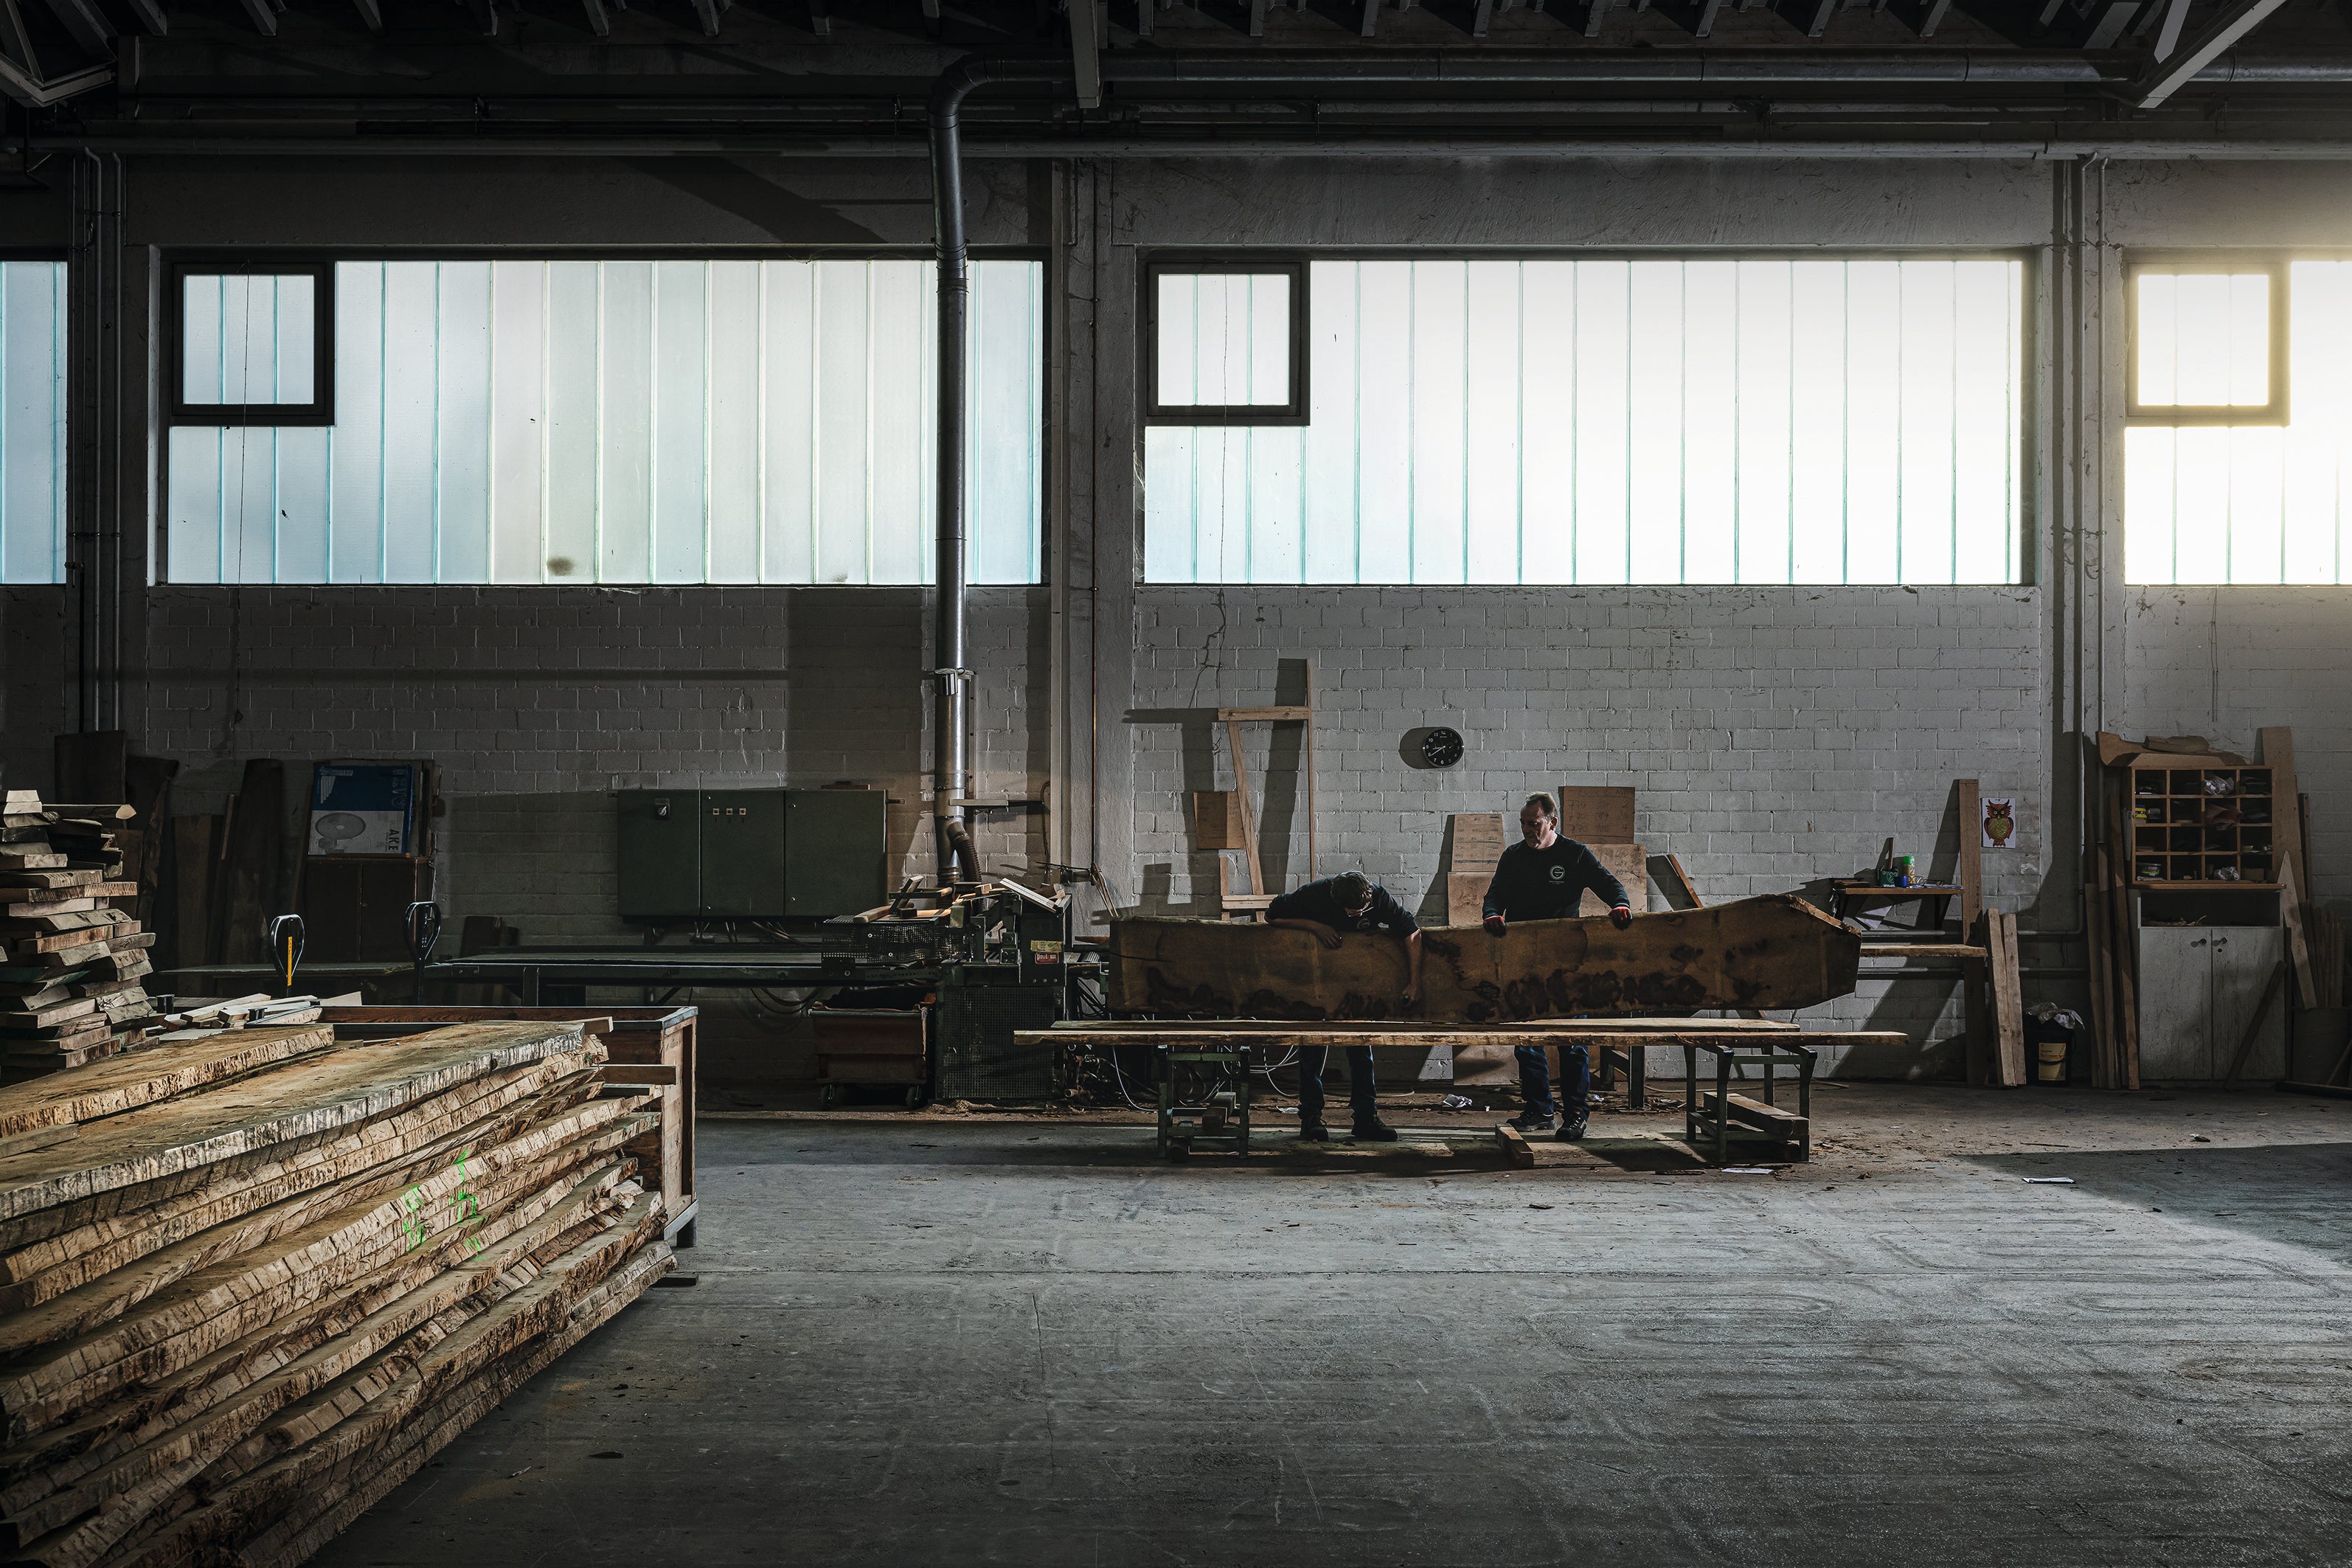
[1715,1052,1732,1164]
[1684,1044,1698,1147]
[1628,1044,1645,1111]
[1156,1043,1173,1159]
[1798,1049,1814,1161]
[1237,1045,1252,1156]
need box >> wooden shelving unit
[2129,763,2280,889]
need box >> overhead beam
[2132,0,2289,107]
[38,0,113,54]
[690,0,719,33]
[122,0,166,32]
[1069,0,1100,108]
[2148,0,2190,55]
[578,0,608,30]
[349,0,382,27]
[0,0,40,77]
[2082,0,2136,46]
[0,56,110,106]
[234,0,276,34]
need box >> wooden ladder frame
[1212,666,1317,920]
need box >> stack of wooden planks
[0,1018,673,1568]
[0,797,159,1081]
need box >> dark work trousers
[1515,1041,1590,1119]
[1297,1044,1380,1127]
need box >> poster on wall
[308,763,421,857]
[1982,797,2017,850]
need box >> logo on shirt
[1547,864,1567,882]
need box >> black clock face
[1421,726,1465,769]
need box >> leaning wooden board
[1109,895,1862,1021]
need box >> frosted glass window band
[1145,257,2025,587]
[164,257,1044,586]
[2126,260,2352,586]
[0,261,67,586]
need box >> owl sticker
[1982,799,2016,850]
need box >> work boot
[1297,1121,1331,1142]
[1555,1110,1590,1142]
[1510,1109,1555,1134]
[1352,1119,1399,1142]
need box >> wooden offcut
[1558,786,1637,844]
[1108,895,1862,1021]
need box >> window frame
[1142,254,1311,427]
[155,246,1052,588]
[1141,246,2035,589]
[2124,254,2290,428]
[164,255,337,428]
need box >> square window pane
[1156,272,1291,407]
[183,274,316,405]
[2135,269,2271,409]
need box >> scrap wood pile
[0,1018,673,1568]
[0,796,160,1081]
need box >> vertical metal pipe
[928,55,1065,882]
[929,69,974,881]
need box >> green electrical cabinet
[785,789,889,917]
[699,791,793,917]
[616,791,701,920]
[616,788,886,923]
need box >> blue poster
[309,763,419,856]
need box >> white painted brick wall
[135,584,1051,945]
[1128,584,2050,1062]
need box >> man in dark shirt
[1479,793,1634,1142]
[1265,871,1418,1142]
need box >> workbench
[1032,1019,1904,1142]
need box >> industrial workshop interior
[4,3,2352,1566]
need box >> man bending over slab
[1264,870,1419,1142]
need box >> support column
[66,150,126,738]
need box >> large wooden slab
[0,1022,594,1226]
[0,1027,336,1142]
[1109,895,1860,1021]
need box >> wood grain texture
[0,1023,593,1227]
[0,1027,336,1143]
[1109,895,1861,1021]
[0,1014,674,1568]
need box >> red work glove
[1610,904,1634,930]
[1482,914,1505,936]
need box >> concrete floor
[314,1085,2352,1567]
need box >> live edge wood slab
[1108,894,1862,1022]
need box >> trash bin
[2026,1017,2076,1085]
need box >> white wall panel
[0,263,66,584]
[707,260,761,585]
[489,260,548,586]
[168,258,1044,587]
[437,262,494,585]
[1147,257,2025,586]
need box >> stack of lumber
[0,1018,673,1568]
[0,797,158,1081]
